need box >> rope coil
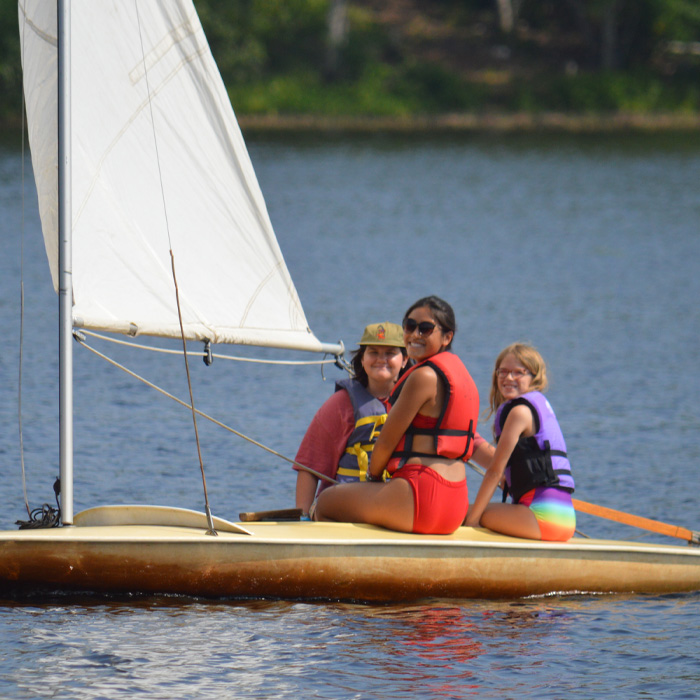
[15,478,61,529]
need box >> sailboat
[2,0,699,603]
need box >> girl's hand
[466,404,534,525]
[464,514,481,528]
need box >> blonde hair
[488,342,548,416]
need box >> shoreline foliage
[1,0,699,127]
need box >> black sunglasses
[402,318,441,336]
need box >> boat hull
[1,511,699,601]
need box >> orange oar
[571,498,699,545]
[466,460,699,545]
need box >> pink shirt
[294,389,355,495]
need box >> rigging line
[135,1,215,535]
[79,330,341,366]
[75,335,338,485]
[170,251,213,520]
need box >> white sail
[19,0,335,353]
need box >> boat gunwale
[1,523,699,558]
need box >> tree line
[2,0,699,126]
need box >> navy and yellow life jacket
[335,378,389,482]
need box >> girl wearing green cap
[294,322,407,517]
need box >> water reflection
[322,599,582,698]
[1,593,699,698]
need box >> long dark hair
[403,295,456,351]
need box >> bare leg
[314,479,415,532]
[480,503,542,540]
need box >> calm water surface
[1,131,699,698]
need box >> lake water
[1,130,699,698]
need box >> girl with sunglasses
[294,322,408,518]
[465,343,576,541]
[314,296,485,535]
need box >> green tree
[2,0,700,123]
[0,0,22,124]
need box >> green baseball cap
[358,322,404,347]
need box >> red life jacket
[387,351,479,474]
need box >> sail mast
[57,0,73,525]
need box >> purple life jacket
[495,391,574,503]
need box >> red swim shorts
[393,464,468,535]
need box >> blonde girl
[465,343,576,541]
